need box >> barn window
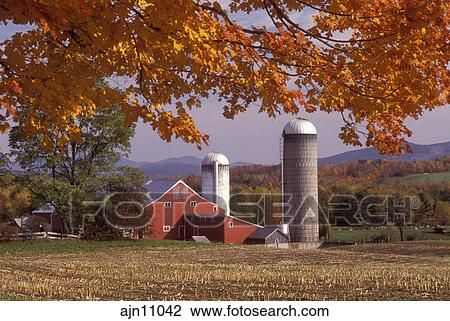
[213,206,217,212]
[190,201,197,207]
[229,221,234,228]
[163,225,171,232]
[164,202,172,208]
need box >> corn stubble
[0,243,449,300]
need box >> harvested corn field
[0,240,449,300]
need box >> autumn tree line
[184,158,450,228]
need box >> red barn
[138,179,261,244]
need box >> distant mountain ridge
[318,141,450,165]
[117,156,251,178]
[119,141,450,178]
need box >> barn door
[193,226,199,236]
[178,226,185,240]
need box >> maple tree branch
[0,60,18,76]
[69,24,94,47]
[263,0,281,30]
[266,0,349,52]
[340,111,368,137]
[343,83,394,100]
[292,0,384,19]
[263,55,317,69]
[294,0,353,17]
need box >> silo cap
[202,152,230,165]
[283,118,317,135]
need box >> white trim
[144,180,180,207]
[265,228,289,240]
[145,179,220,209]
[266,229,281,239]
[178,180,218,207]
[227,215,263,228]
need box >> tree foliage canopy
[9,107,142,232]
[0,0,448,153]
[9,106,135,185]
[0,152,9,175]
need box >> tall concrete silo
[282,118,319,242]
[201,152,230,215]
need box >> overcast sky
[0,11,448,164]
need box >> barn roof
[247,226,284,240]
[32,204,55,214]
[143,179,222,209]
[144,179,179,204]
[145,179,179,194]
[14,216,31,228]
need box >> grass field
[0,239,449,300]
[330,226,450,243]
[0,238,213,254]
[390,171,450,184]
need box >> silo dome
[283,118,317,135]
[202,152,230,166]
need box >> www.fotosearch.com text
[119,303,330,319]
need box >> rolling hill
[389,172,450,184]
[117,156,251,178]
[117,141,450,178]
[318,141,450,165]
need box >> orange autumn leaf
[8,80,22,94]
[0,0,447,154]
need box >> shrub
[433,225,447,234]
[371,234,392,243]
[0,223,18,241]
[81,215,123,241]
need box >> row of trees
[226,157,450,188]
[184,160,450,228]
[320,158,450,183]
[319,183,450,227]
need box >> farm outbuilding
[245,226,289,248]
[31,205,63,233]
[12,205,63,234]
